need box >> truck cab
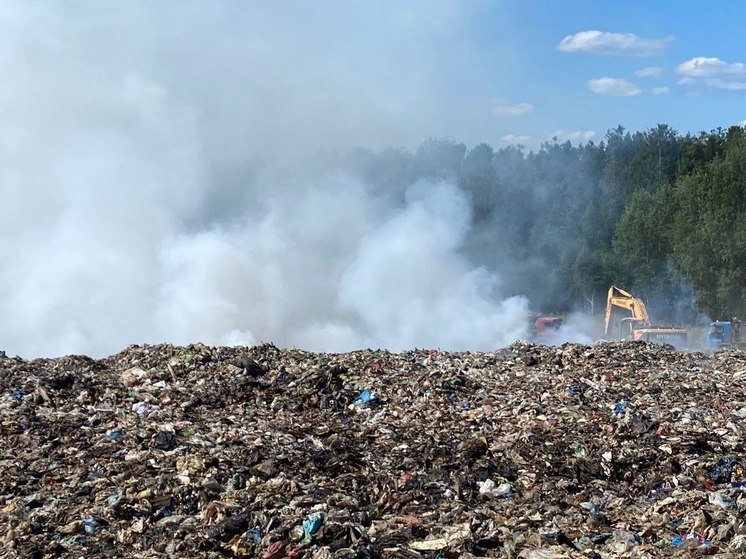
[707,321,732,348]
[706,320,745,350]
[527,313,564,342]
[535,315,563,336]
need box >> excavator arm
[604,286,651,336]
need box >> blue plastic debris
[250,527,263,543]
[229,473,241,490]
[580,501,597,514]
[672,533,711,547]
[710,456,740,483]
[354,390,379,406]
[11,390,23,401]
[83,517,99,534]
[107,488,123,508]
[303,511,324,535]
[614,400,629,415]
[105,429,122,442]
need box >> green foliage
[664,126,746,319]
[348,125,746,320]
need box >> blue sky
[460,0,746,149]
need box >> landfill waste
[3,340,746,557]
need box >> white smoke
[0,1,536,357]
[535,312,600,347]
[155,178,529,353]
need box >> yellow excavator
[604,286,688,349]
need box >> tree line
[345,124,746,323]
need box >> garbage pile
[3,340,746,558]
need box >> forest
[343,124,746,325]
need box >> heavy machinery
[604,286,688,348]
[527,313,564,341]
[706,319,746,350]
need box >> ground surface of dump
[3,341,746,558]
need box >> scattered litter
[1,340,746,557]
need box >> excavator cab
[618,317,647,340]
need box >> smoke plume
[0,1,558,357]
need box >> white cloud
[588,77,643,96]
[677,57,746,78]
[676,57,746,90]
[738,120,746,127]
[706,78,746,90]
[551,130,596,143]
[635,66,662,77]
[491,98,533,117]
[685,91,701,97]
[557,30,673,57]
[500,134,530,144]
[651,86,670,95]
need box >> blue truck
[706,319,746,350]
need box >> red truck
[528,313,564,340]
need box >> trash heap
[3,340,746,558]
